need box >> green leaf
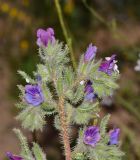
[15,102,28,109]
[32,143,46,160]
[16,107,46,131]
[54,115,61,130]
[73,152,87,160]
[64,67,75,87]
[86,59,102,76]
[73,110,91,125]
[90,67,119,97]
[73,129,88,155]
[56,77,63,95]
[37,64,50,82]
[100,114,110,137]
[18,70,35,83]
[72,109,93,125]
[17,85,25,96]
[78,102,99,112]
[13,129,33,159]
[66,84,84,104]
[72,102,99,125]
[105,80,119,89]
[88,143,124,160]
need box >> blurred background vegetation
[0,0,140,159]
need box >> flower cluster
[99,54,119,75]
[9,27,123,160]
[83,44,119,102]
[26,28,120,148]
[83,44,119,76]
[82,43,120,148]
[84,126,120,147]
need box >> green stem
[54,0,77,69]
[82,0,109,27]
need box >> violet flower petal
[99,54,118,75]
[84,126,100,147]
[84,80,97,101]
[25,84,44,106]
[108,128,120,145]
[84,44,97,62]
[36,28,55,47]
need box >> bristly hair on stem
[58,96,72,160]
[52,70,72,160]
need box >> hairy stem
[54,0,77,69]
[58,96,72,160]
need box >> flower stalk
[58,96,72,160]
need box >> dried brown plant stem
[58,96,72,160]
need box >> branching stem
[52,74,71,160]
[58,96,72,160]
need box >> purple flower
[84,80,97,101]
[37,28,55,47]
[6,152,23,160]
[84,44,97,62]
[99,54,119,75]
[84,126,100,147]
[25,84,44,106]
[108,128,120,145]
